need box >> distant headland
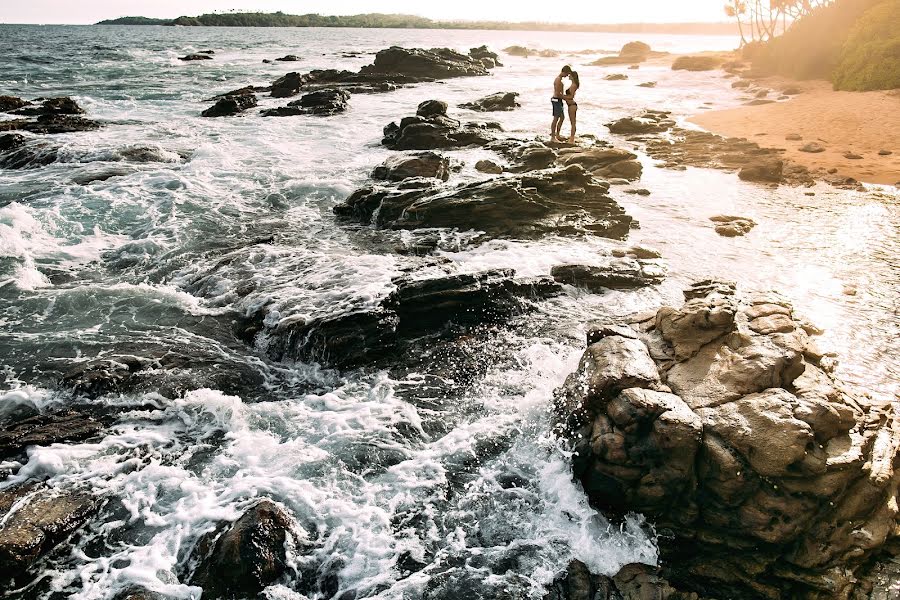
[96,11,740,35]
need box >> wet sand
[690,78,900,186]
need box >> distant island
[96,11,740,35]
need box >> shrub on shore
[832,0,900,90]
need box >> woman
[563,71,579,144]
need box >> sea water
[0,24,897,599]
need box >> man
[551,65,572,142]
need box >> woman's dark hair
[561,65,572,74]
[570,70,580,88]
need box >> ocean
[0,24,897,599]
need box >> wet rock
[612,245,661,259]
[782,86,802,95]
[556,146,643,180]
[11,96,84,117]
[544,559,619,600]
[469,45,502,67]
[744,98,775,106]
[262,88,350,117]
[878,149,892,156]
[709,215,757,237]
[0,484,99,576]
[270,49,458,95]
[0,410,105,460]
[188,500,296,597]
[642,128,814,186]
[785,133,802,141]
[843,151,863,160]
[475,159,503,174]
[605,73,629,81]
[179,54,213,61]
[206,85,269,101]
[800,142,826,153]
[459,91,520,112]
[488,139,558,172]
[555,280,898,599]
[263,269,559,367]
[607,111,674,135]
[672,56,721,71]
[382,101,500,150]
[274,54,300,62]
[0,95,30,112]
[731,80,752,89]
[362,46,489,79]
[335,165,633,242]
[0,136,59,169]
[637,81,657,88]
[551,259,665,291]
[201,94,258,118]
[372,151,451,182]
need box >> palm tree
[725,0,750,45]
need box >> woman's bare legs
[567,104,577,144]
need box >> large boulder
[381,101,500,150]
[201,94,258,118]
[591,41,659,66]
[11,96,84,117]
[188,500,296,597]
[334,165,633,242]
[459,92,520,112]
[545,560,692,600]
[0,484,99,577]
[554,280,900,598]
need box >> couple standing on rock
[551,65,580,143]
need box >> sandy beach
[690,78,900,186]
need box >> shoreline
[689,77,900,186]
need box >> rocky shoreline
[1,39,897,600]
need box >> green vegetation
[94,11,739,34]
[744,0,899,90]
[97,16,170,25]
[832,0,900,90]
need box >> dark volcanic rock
[475,159,503,174]
[179,54,213,61]
[459,92,520,112]
[189,500,296,597]
[371,151,451,182]
[201,94,258,118]
[0,485,99,577]
[335,165,633,242]
[262,269,560,367]
[382,101,500,150]
[274,54,301,62]
[0,133,26,152]
[361,46,489,79]
[0,135,59,169]
[554,280,900,599]
[0,95,31,112]
[0,411,105,460]
[262,89,350,117]
[551,259,665,291]
[11,96,84,117]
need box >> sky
[0,1,732,25]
